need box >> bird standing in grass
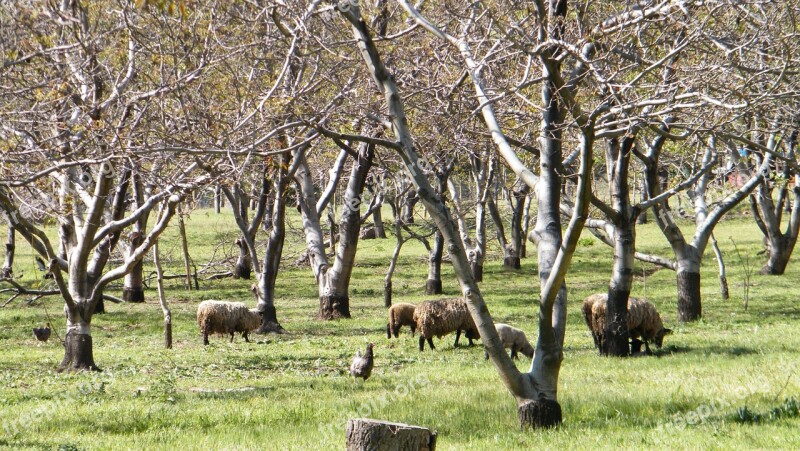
[349,342,374,382]
[33,323,51,343]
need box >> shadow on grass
[659,344,759,357]
[191,386,272,400]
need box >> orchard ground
[0,208,798,450]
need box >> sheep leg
[644,340,652,355]
[387,323,392,339]
[427,337,435,350]
[410,324,416,337]
[243,331,250,343]
[202,318,211,346]
[419,335,425,351]
[510,345,518,360]
[230,333,235,343]
[453,329,462,348]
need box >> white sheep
[386,303,417,339]
[483,323,534,360]
[413,298,480,351]
[196,300,261,346]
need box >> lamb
[386,303,417,339]
[413,298,480,351]
[582,293,672,354]
[196,300,261,346]
[483,323,534,360]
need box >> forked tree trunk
[122,232,145,302]
[337,3,594,431]
[319,142,374,319]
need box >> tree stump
[346,419,436,451]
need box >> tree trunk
[152,241,172,348]
[426,230,444,295]
[2,224,14,278]
[372,204,386,239]
[520,194,532,258]
[401,189,417,224]
[677,270,702,321]
[313,141,374,320]
[233,236,252,279]
[710,233,729,300]
[346,419,436,451]
[214,184,222,214]
[506,184,528,269]
[518,399,562,429]
[256,154,290,334]
[761,236,794,275]
[178,213,193,290]
[122,232,145,302]
[58,317,99,372]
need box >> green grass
[1,209,798,450]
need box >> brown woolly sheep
[583,293,672,354]
[483,323,534,360]
[386,303,417,339]
[413,298,480,351]
[196,300,261,346]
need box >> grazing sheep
[483,323,534,360]
[196,300,261,346]
[583,293,672,354]
[413,298,480,351]
[386,303,417,339]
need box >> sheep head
[654,328,672,348]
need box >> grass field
[0,208,798,450]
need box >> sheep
[413,298,480,351]
[582,293,672,354]
[483,323,534,360]
[196,300,261,346]
[386,303,417,339]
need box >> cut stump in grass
[346,418,436,451]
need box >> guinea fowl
[33,323,51,343]
[349,342,374,382]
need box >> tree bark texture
[59,330,99,372]
[2,224,14,278]
[122,232,145,302]
[426,230,444,295]
[677,270,702,321]
[234,236,252,280]
[346,419,436,451]
[518,399,562,430]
